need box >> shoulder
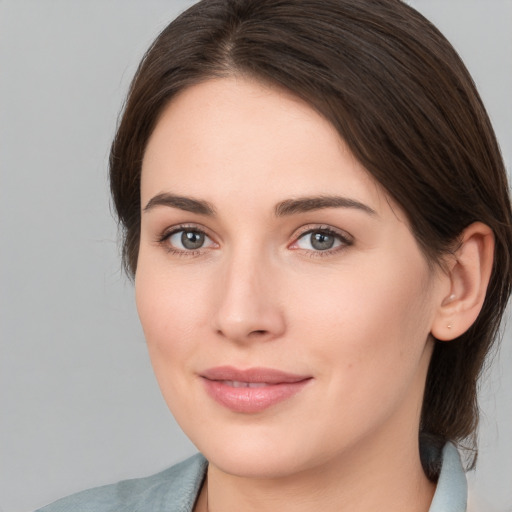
[35,453,208,512]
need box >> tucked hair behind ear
[110,0,512,476]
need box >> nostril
[250,330,268,336]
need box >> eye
[291,227,352,252]
[162,227,217,252]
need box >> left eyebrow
[275,195,377,217]
[143,193,216,216]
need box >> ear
[431,222,495,341]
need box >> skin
[136,77,459,512]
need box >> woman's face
[136,77,447,478]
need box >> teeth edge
[223,380,268,388]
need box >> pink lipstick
[200,366,312,413]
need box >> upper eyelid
[160,223,212,239]
[292,224,353,241]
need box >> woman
[37,0,512,510]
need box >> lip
[200,366,312,413]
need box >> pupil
[311,232,334,250]
[181,231,205,249]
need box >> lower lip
[202,378,311,413]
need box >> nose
[212,251,286,344]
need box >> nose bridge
[213,243,285,343]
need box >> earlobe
[431,222,494,341]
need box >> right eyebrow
[275,195,377,217]
[143,193,216,216]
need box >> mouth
[200,366,312,413]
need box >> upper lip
[200,366,311,384]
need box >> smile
[200,366,312,413]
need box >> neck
[201,434,435,512]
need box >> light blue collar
[35,443,467,511]
[428,443,467,511]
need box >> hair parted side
[109,0,512,478]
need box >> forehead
[141,77,391,217]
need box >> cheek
[135,256,210,369]
[294,255,430,332]
[288,253,435,392]
[134,260,215,432]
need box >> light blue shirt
[36,443,466,511]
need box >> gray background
[1,1,510,511]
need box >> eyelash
[289,225,353,258]
[156,224,353,257]
[157,224,216,257]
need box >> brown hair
[110,0,512,477]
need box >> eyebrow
[143,193,216,216]
[275,196,377,217]
[143,192,376,217]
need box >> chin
[184,417,338,480]
[203,443,313,479]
